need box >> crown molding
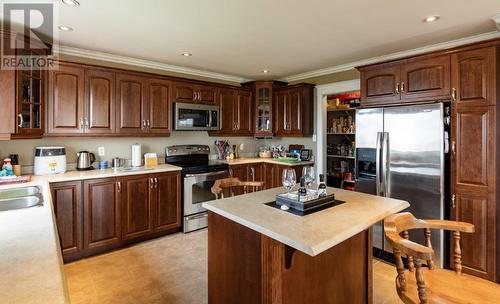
[54,45,251,83]
[281,31,500,83]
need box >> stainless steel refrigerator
[355,103,449,267]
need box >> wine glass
[302,166,315,190]
[282,168,297,197]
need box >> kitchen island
[202,187,409,304]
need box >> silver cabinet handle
[451,141,456,156]
[395,82,400,95]
[79,117,84,132]
[150,178,154,189]
[154,177,158,188]
[451,88,457,102]
[17,114,24,128]
[84,117,89,131]
[146,119,151,129]
[400,81,405,93]
[117,181,121,192]
[451,194,456,208]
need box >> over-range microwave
[173,102,219,131]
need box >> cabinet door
[153,172,181,231]
[84,178,121,250]
[235,89,253,135]
[288,88,302,135]
[85,69,115,134]
[51,181,83,260]
[274,90,288,136]
[451,47,496,106]
[262,163,276,189]
[360,63,401,106]
[47,63,85,134]
[116,73,146,134]
[401,55,450,102]
[197,85,217,104]
[145,78,171,135]
[121,175,153,240]
[247,163,264,192]
[451,105,495,280]
[173,82,195,102]
[218,89,236,134]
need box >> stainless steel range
[165,145,229,233]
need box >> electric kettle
[76,151,96,170]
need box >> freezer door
[355,108,384,249]
[383,103,445,266]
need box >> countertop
[0,164,181,304]
[220,157,314,167]
[203,187,409,256]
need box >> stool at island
[384,212,500,304]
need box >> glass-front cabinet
[15,49,45,137]
[242,80,286,137]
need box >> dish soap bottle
[317,174,327,197]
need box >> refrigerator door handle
[381,132,389,197]
[376,132,383,196]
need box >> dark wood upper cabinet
[152,172,181,231]
[274,84,314,137]
[234,89,253,135]
[121,175,153,240]
[47,63,85,134]
[172,82,216,104]
[51,181,83,262]
[402,55,451,102]
[85,69,115,134]
[115,73,146,135]
[145,78,172,135]
[451,47,496,106]
[83,178,121,251]
[360,63,402,106]
[217,88,236,134]
[359,55,452,106]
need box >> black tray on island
[264,199,345,216]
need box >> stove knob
[198,147,202,151]
[168,149,172,153]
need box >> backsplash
[0,131,315,168]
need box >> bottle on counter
[298,177,307,201]
[318,174,327,197]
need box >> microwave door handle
[376,132,382,196]
[208,111,212,127]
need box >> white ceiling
[40,0,500,80]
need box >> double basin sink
[0,186,43,212]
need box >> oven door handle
[185,213,209,221]
[184,170,229,178]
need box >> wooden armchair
[211,177,264,199]
[384,212,500,304]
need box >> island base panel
[208,212,373,304]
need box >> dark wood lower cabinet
[51,171,181,262]
[121,175,153,240]
[83,178,122,252]
[51,181,83,262]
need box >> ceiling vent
[493,14,500,31]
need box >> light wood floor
[65,229,402,304]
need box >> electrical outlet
[312,134,317,142]
[98,147,105,156]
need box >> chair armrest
[424,220,474,233]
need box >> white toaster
[34,147,67,175]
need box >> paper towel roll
[131,144,142,167]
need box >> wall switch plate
[98,147,105,156]
[312,134,317,142]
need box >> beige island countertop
[203,186,409,256]
[0,164,181,304]
[219,157,314,166]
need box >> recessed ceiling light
[61,0,80,6]
[58,25,73,31]
[262,70,269,73]
[423,15,440,23]
[182,53,192,57]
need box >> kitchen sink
[118,166,153,172]
[0,195,43,212]
[0,186,41,200]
